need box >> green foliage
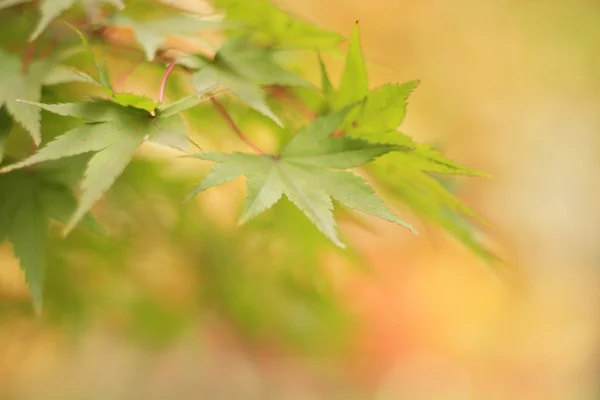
[318,24,495,261]
[185,108,415,247]
[0,164,93,312]
[212,0,345,49]
[0,94,203,234]
[0,0,495,346]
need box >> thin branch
[210,97,265,155]
[158,62,176,104]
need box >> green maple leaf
[110,13,222,61]
[190,37,311,127]
[212,0,344,49]
[319,24,495,261]
[0,30,212,235]
[0,47,86,145]
[0,95,207,235]
[29,0,124,41]
[185,108,415,248]
[0,165,99,313]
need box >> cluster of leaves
[0,0,493,325]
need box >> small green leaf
[112,93,159,113]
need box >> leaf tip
[181,193,195,204]
[61,224,74,238]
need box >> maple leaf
[110,13,222,61]
[185,108,415,247]
[190,37,311,126]
[0,29,213,235]
[319,24,495,260]
[0,94,208,235]
[0,47,86,145]
[29,0,124,41]
[0,165,99,313]
[212,0,344,49]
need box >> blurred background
[2,0,600,399]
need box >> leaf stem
[210,97,265,155]
[158,62,176,104]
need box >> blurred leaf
[0,167,93,312]
[213,0,344,49]
[0,47,84,144]
[110,13,222,61]
[191,38,311,126]
[30,0,124,41]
